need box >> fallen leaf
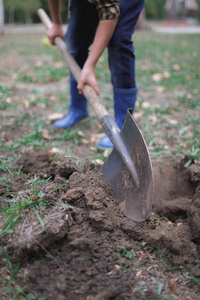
[32,195,39,201]
[103,148,112,158]
[6,97,12,103]
[142,101,150,109]
[41,129,55,140]
[22,100,30,109]
[37,103,46,108]
[149,115,158,124]
[184,295,192,300]
[108,265,120,276]
[77,130,85,137]
[177,222,183,227]
[167,119,178,125]
[187,94,192,99]
[81,139,89,144]
[155,86,165,93]
[49,95,58,102]
[35,60,43,67]
[136,270,145,280]
[140,65,148,70]
[48,113,64,121]
[90,133,105,143]
[53,61,63,68]
[163,71,171,79]
[133,111,143,121]
[156,138,166,145]
[151,73,163,81]
[49,147,61,154]
[2,133,9,142]
[173,64,181,71]
[169,279,179,295]
[91,159,104,166]
[185,75,192,80]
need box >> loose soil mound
[0,150,200,299]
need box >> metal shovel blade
[102,109,153,221]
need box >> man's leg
[54,0,98,129]
[98,0,144,149]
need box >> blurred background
[0,0,200,34]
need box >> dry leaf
[6,97,12,103]
[108,265,120,276]
[167,119,178,125]
[151,73,163,81]
[169,279,179,295]
[187,94,192,99]
[53,61,63,68]
[142,101,150,109]
[155,86,165,93]
[90,133,105,143]
[32,195,39,201]
[164,145,170,150]
[49,147,61,154]
[37,103,46,108]
[2,133,9,142]
[48,113,64,121]
[35,61,43,67]
[22,100,30,109]
[103,148,112,158]
[163,71,171,79]
[177,222,183,227]
[156,138,166,145]
[81,139,89,144]
[185,75,192,80]
[49,95,57,102]
[91,159,104,166]
[173,64,180,71]
[77,130,85,137]
[140,65,148,70]
[135,270,145,280]
[149,115,158,124]
[133,111,143,121]
[42,129,55,140]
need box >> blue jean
[66,0,145,89]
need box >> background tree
[0,0,4,34]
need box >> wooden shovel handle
[38,8,109,121]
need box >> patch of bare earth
[0,149,199,300]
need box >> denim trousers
[65,0,145,89]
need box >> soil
[0,34,200,300]
[0,149,200,300]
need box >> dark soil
[0,149,200,300]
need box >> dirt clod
[0,150,200,299]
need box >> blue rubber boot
[98,87,138,150]
[53,74,89,129]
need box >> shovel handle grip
[38,8,109,121]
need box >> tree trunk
[9,7,15,24]
[0,0,4,34]
[25,11,32,23]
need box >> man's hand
[47,24,64,45]
[77,63,99,96]
[47,0,64,44]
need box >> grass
[0,27,200,299]
[0,173,69,236]
[0,31,199,164]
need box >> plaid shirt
[87,0,120,20]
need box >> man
[47,0,144,149]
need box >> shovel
[38,8,154,221]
